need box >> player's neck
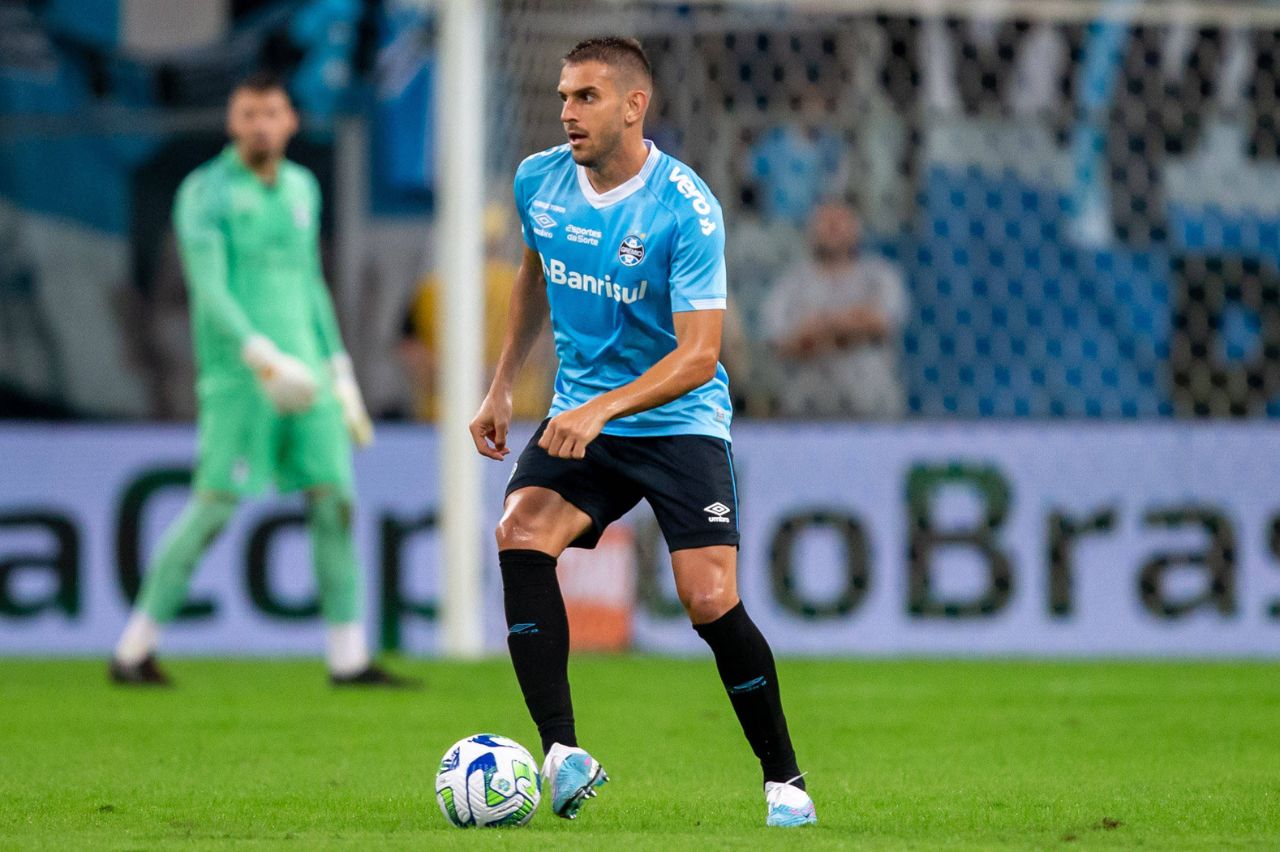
[234,145,283,185]
[248,159,282,184]
[583,137,649,195]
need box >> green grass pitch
[1,657,1276,849]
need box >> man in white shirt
[763,203,908,418]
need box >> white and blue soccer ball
[435,733,541,828]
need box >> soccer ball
[435,733,541,828]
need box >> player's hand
[469,391,512,461]
[241,334,318,414]
[539,402,608,460]
[329,353,375,448]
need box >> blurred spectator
[762,203,907,419]
[400,203,554,420]
[747,89,848,228]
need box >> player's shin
[117,494,237,663]
[693,601,803,788]
[499,549,576,754]
[307,491,368,676]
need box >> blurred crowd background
[5,0,1280,423]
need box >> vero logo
[704,502,732,523]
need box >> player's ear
[624,88,649,126]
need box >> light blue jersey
[514,141,732,440]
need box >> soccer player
[469,38,816,827]
[110,72,411,688]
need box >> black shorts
[505,420,741,552]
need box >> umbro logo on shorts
[704,502,732,523]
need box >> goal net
[493,0,1280,419]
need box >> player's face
[558,61,631,168]
[227,88,298,165]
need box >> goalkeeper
[110,72,411,688]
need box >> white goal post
[434,0,487,659]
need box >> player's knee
[682,586,736,625]
[495,512,546,550]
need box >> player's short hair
[563,37,653,91]
[232,70,290,100]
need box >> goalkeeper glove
[330,353,375,447]
[241,335,318,414]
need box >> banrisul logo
[543,257,649,304]
[618,235,645,267]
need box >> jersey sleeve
[173,171,256,345]
[668,199,727,313]
[512,166,537,250]
[302,172,346,359]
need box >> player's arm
[539,310,722,460]
[174,176,316,412]
[469,245,550,460]
[174,177,255,345]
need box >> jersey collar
[221,145,250,173]
[575,140,661,210]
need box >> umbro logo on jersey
[618,235,645,266]
[530,209,557,238]
[704,502,732,523]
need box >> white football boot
[542,743,608,819]
[765,777,816,827]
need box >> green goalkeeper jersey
[174,146,344,397]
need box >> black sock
[500,549,576,755]
[694,601,803,789]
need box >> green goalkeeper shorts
[194,386,353,497]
